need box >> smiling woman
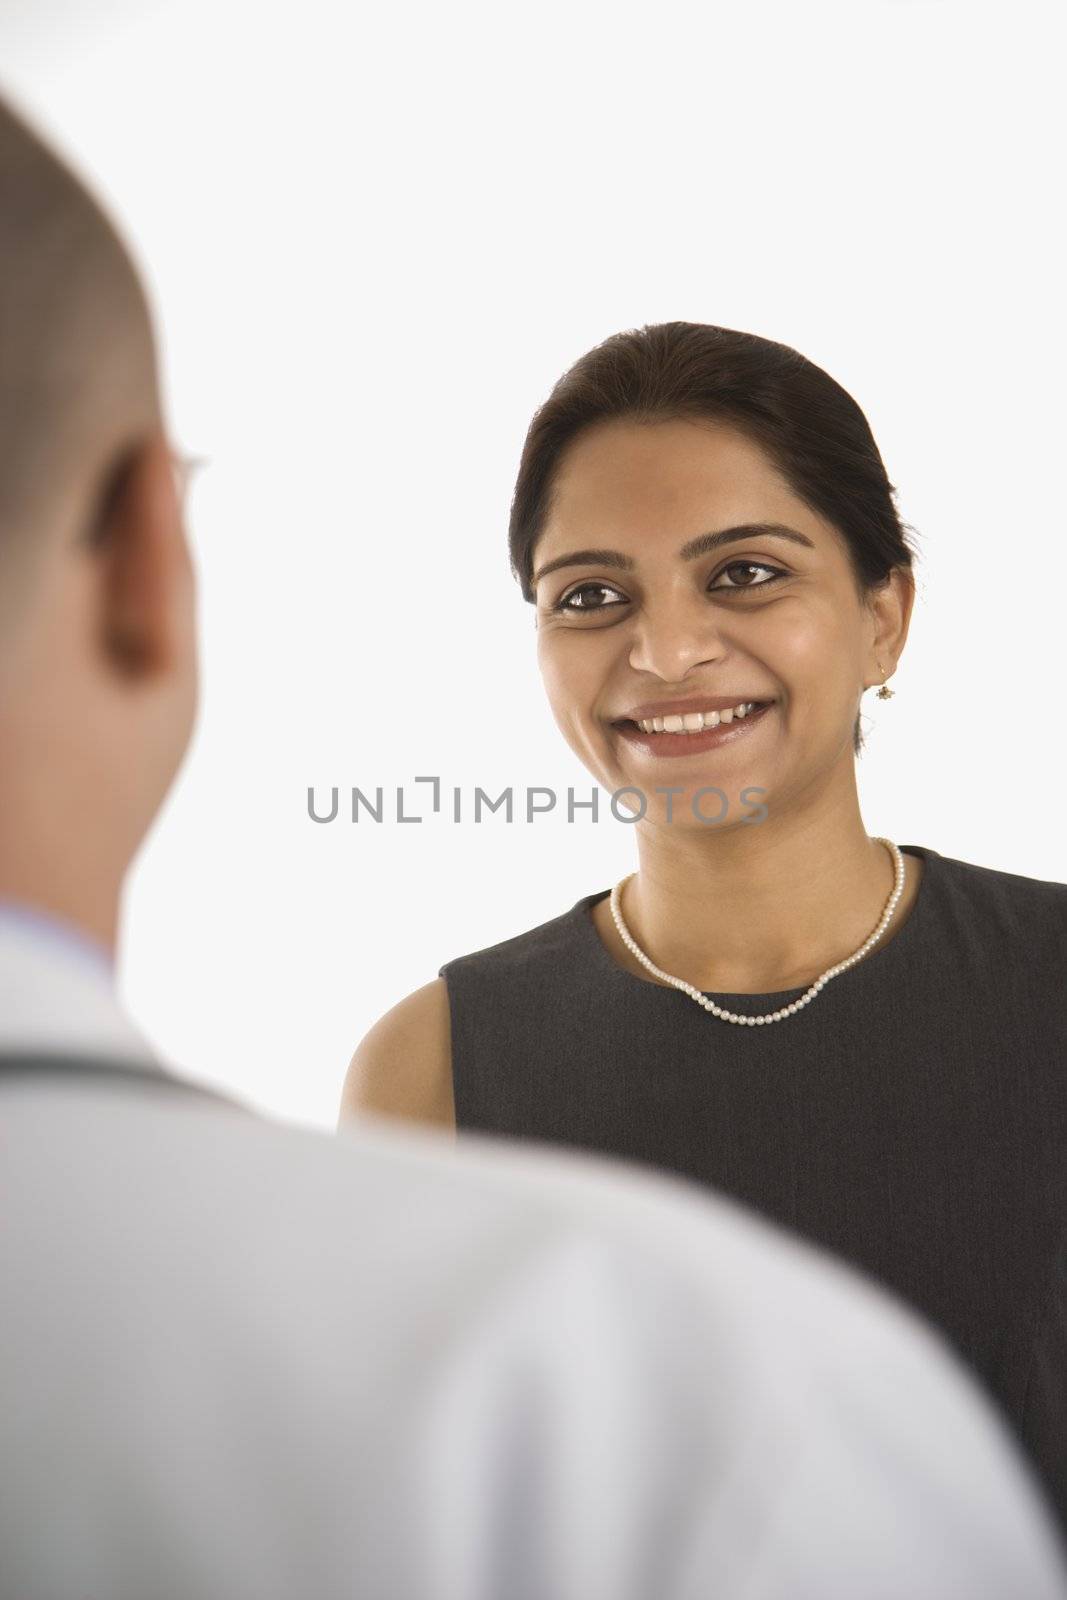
[339,321,1067,1536]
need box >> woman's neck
[605,803,918,996]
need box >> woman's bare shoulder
[338,979,455,1133]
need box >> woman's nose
[627,593,729,682]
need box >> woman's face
[533,416,910,832]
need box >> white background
[0,1,1062,1129]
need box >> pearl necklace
[609,837,905,1025]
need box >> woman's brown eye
[710,562,783,591]
[555,583,625,612]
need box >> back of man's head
[0,93,198,954]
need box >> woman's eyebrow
[532,523,815,585]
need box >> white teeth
[635,702,760,735]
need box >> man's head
[0,94,198,953]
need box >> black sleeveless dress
[439,843,1067,1530]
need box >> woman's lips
[613,701,775,757]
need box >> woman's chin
[599,765,771,828]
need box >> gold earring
[875,660,895,700]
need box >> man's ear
[94,432,191,679]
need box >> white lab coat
[1,905,1064,1599]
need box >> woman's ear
[93,432,193,680]
[868,566,915,673]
